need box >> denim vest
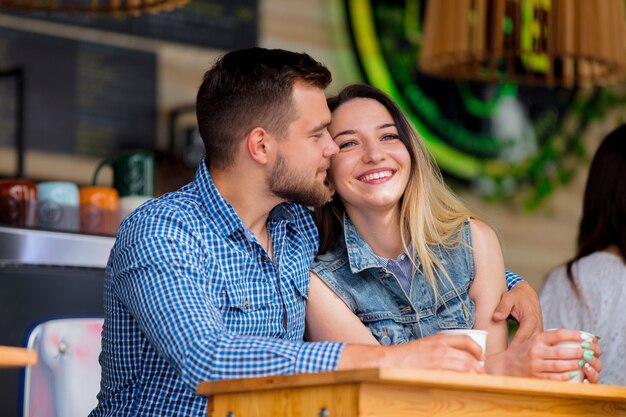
[310,216,475,345]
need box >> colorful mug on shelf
[118,195,152,224]
[0,179,38,227]
[37,181,80,232]
[79,186,120,236]
[92,151,155,198]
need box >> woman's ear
[246,127,273,164]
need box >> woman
[541,125,626,385]
[306,84,602,380]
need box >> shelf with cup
[0,150,158,236]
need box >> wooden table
[198,368,626,417]
[0,346,37,368]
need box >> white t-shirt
[540,251,626,386]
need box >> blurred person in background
[541,125,626,386]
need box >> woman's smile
[357,168,397,184]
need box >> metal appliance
[0,225,114,416]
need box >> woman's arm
[306,276,486,373]
[305,272,379,345]
[467,218,508,359]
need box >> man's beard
[269,153,331,207]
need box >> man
[90,48,544,417]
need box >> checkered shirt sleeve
[505,268,524,290]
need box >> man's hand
[492,281,543,347]
[338,334,485,374]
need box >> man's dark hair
[196,48,332,169]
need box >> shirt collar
[195,159,296,237]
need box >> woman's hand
[486,328,602,382]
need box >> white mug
[547,329,594,383]
[118,195,152,224]
[439,329,488,366]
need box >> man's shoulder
[137,186,205,221]
[113,188,211,249]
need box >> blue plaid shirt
[505,269,522,289]
[90,161,345,417]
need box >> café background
[1,0,625,292]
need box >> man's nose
[322,131,339,157]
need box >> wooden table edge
[197,367,626,402]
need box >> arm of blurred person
[486,328,602,382]
[493,274,544,347]
[468,219,508,357]
[306,273,485,373]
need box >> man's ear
[246,127,273,164]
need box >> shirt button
[244,300,250,309]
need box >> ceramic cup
[37,181,79,232]
[92,151,155,198]
[439,329,488,366]
[0,179,38,227]
[118,195,152,224]
[79,186,120,235]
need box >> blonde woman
[306,84,602,380]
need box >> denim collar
[342,213,386,274]
[342,212,419,274]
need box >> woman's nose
[363,140,384,163]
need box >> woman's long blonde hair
[315,84,474,297]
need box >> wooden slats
[419,0,626,87]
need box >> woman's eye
[338,140,356,149]
[381,134,400,141]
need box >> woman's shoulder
[570,250,624,270]
[467,217,500,252]
[543,251,625,293]
[468,217,496,237]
